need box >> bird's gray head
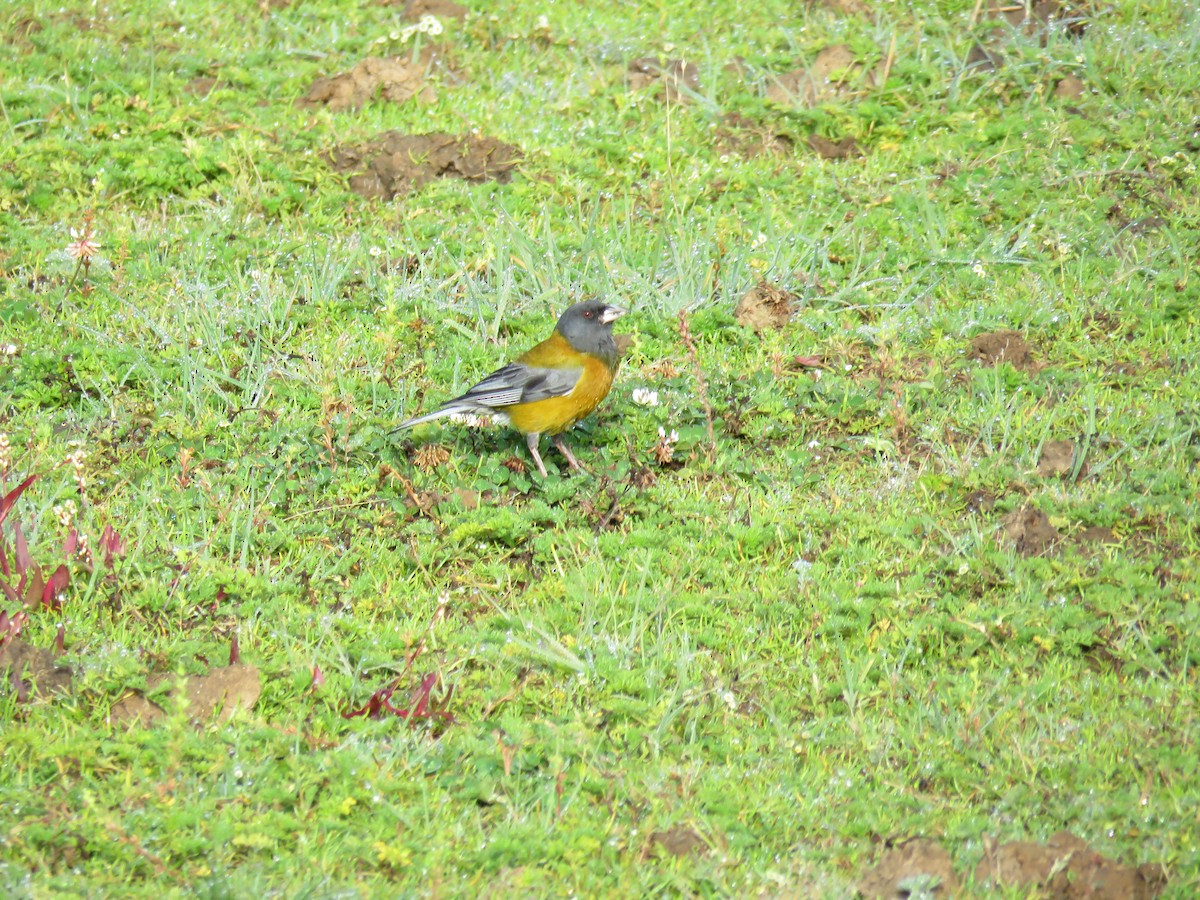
[556,300,627,363]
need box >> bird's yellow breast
[507,335,616,436]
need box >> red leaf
[64,528,79,556]
[341,672,453,724]
[98,524,125,566]
[1,609,29,643]
[21,564,44,608]
[0,474,37,528]
[342,684,398,719]
[229,632,241,665]
[407,672,438,718]
[42,564,69,611]
[55,623,65,654]
[309,664,325,692]
[13,521,32,580]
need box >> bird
[394,300,627,477]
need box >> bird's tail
[392,402,500,434]
[391,406,453,433]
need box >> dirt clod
[1002,504,1060,556]
[808,134,862,159]
[767,44,883,107]
[392,0,467,17]
[1,637,73,699]
[645,827,708,859]
[821,0,871,14]
[110,664,262,726]
[861,832,1165,899]
[330,131,522,199]
[1037,439,1079,478]
[627,58,700,103]
[965,489,996,514]
[734,281,796,332]
[110,692,166,724]
[967,330,1035,370]
[299,56,437,112]
[716,112,794,158]
[1076,525,1118,547]
[185,76,221,97]
[1054,75,1086,99]
[986,1,1092,36]
[858,837,960,899]
[975,831,1166,898]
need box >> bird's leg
[526,432,549,478]
[552,434,587,473]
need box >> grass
[2,0,1199,895]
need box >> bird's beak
[601,305,627,324]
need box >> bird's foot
[552,435,588,473]
[526,432,549,478]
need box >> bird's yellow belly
[506,358,614,436]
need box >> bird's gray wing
[395,363,581,429]
[456,362,582,408]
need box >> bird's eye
[583,310,593,318]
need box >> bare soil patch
[975,831,1165,898]
[734,281,797,332]
[715,113,794,158]
[299,55,439,112]
[766,44,883,107]
[860,831,1165,898]
[110,663,262,726]
[1,637,73,699]
[330,132,522,199]
[1037,439,1082,478]
[858,837,959,898]
[1002,504,1061,556]
[626,58,701,103]
[967,330,1036,371]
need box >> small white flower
[449,412,494,428]
[67,229,101,261]
[631,388,659,407]
[972,262,986,277]
[750,232,768,250]
[53,501,78,529]
[418,14,443,36]
[535,14,549,29]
